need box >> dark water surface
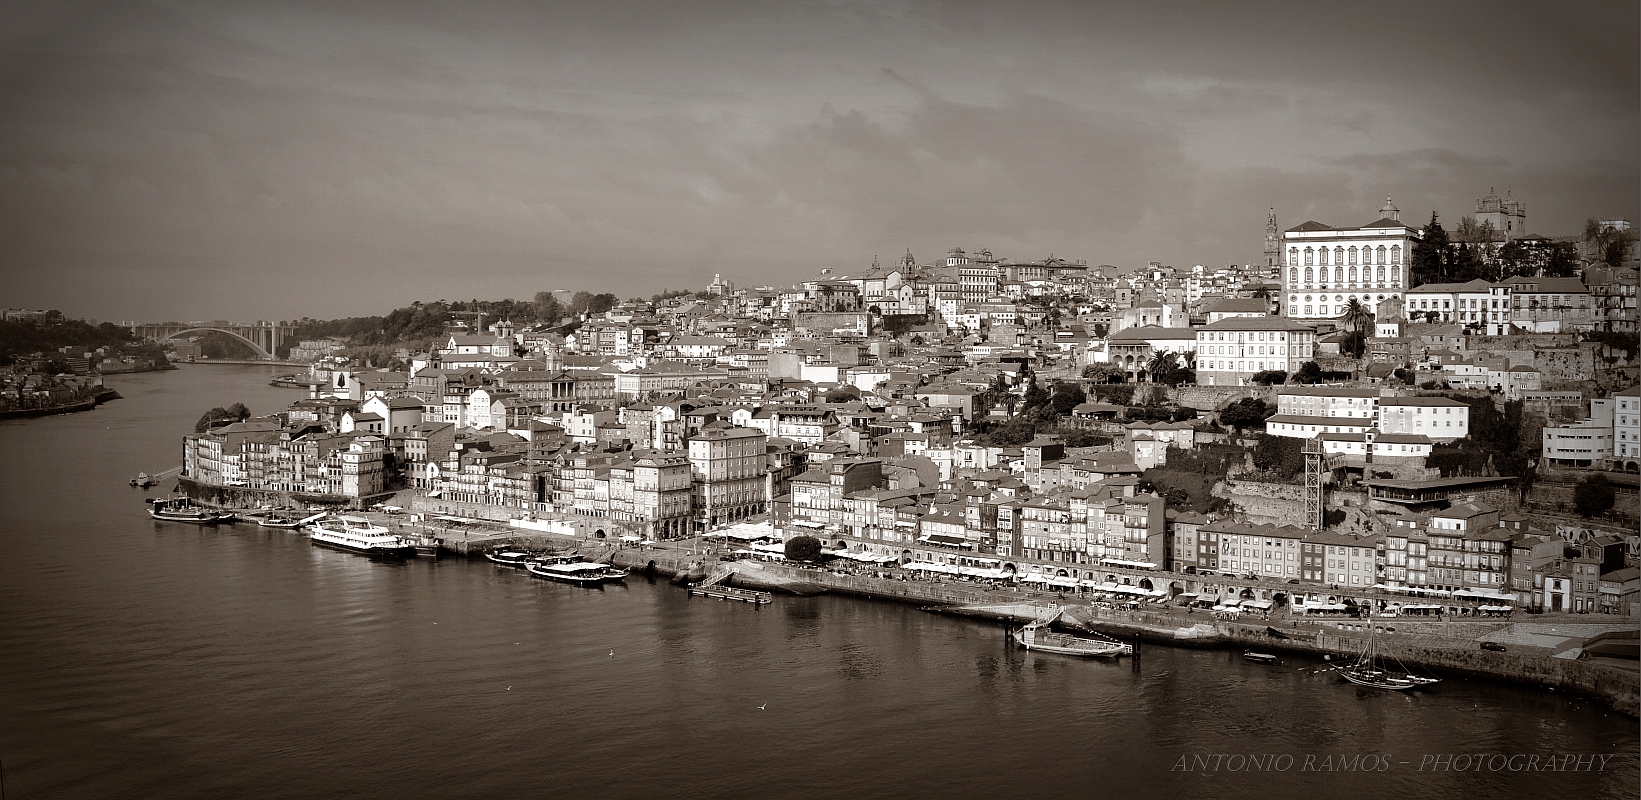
[1,366,1635,799]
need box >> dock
[687,584,773,604]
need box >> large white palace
[1281,197,1419,321]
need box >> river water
[1,365,1635,799]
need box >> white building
[1264,386,1381,439]
[1612,386,1639,472]
[1403,279,1513,335]
[1194,317,1317,386]
[1376,397,1470,442]
[1282,197,1415,321]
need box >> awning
[1046,577,1081,588]
[1452,589,1516,601]
[1221,598,1243,607]
[619,535,642,542]
[1100,558,1159,569]
[1242,599,1274,610]
[920,534,968,547]
[1019,573,1051,583]
[1478,604,1514,612]
[1304,603,1350,612]
[426,491,442,498]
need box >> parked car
[1480,642,1507,652]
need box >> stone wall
[1534,347,1598,382]
[1220,479,1307,525]
[1168,385,1264,412]
[178,477,359,509]
[792,312,872,336]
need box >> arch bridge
[130,321,296,360]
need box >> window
[1349,266,1358,282]
[1348,247,1358,265]
[1304,248,1314,266]
[1289,268,1298,284]
[1304,267,1313,283]
[1334,267,1344,283]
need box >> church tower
[1264,208,1281,277]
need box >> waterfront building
[689,424,770,530]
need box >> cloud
[0,0,1633,320]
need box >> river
[1,365,1635,799]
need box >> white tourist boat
[525,558,629,587]
[307,515,414,557]
[1013,608,1132,658]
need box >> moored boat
[147,497,234,524]
[306,515,414,557]
[1013,608,1131,658]
[484,548,536,567]
[525,559,629,586]
[130,472,158,488]
[1243,651,1279,664]
[1339,616,1441,691]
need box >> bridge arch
[144,327,273,359]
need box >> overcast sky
[1,0,1635,322]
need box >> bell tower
[1264,208,1281,276]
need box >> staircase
[701,563,737,587]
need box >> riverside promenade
[204,508,1641,717]
[680,557,1641,717]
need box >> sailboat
[1011,607,1132,658]
[1339,615,1440,691]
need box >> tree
[1584,218,1639,267]
[1146,352,1180,385]
[826,385,861,403]
[1293,361,1324,384]
[1251,434,1305,481]
[194,403,252,433]
[1572,475,1616,518]
[1340,330,1367,359]
[1250,370,1286,386]
[784,535,823,562]
[1218,397,1273,432]
[1081,364,1124,383]
[1341,297,1373,335]
[1049,383,1087,416]
[1021,379,1050,411]
[1409,212,1451,287]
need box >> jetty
[685,562,772,604]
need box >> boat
[1338,616,1441,691]
[484,548,536,567]
[306,515,414,557]
[256,511,311,529]
[1013,608,1132,658]
[1243,651,1279,664]
[147,497,234,524]
[130,472,159,488]
[525,559,629,586]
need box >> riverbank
[0,387,122,420]
[681,556,1641,717]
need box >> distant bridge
[129,321,297,360]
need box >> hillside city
[24,190,1639,619]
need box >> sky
[0,0,1635,322]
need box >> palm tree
[1342,297,1373,334]
[1146,351,1179,384]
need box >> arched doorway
[1239,587,1255,600]
[1138,578,1153,591]
[594,529,606,539]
